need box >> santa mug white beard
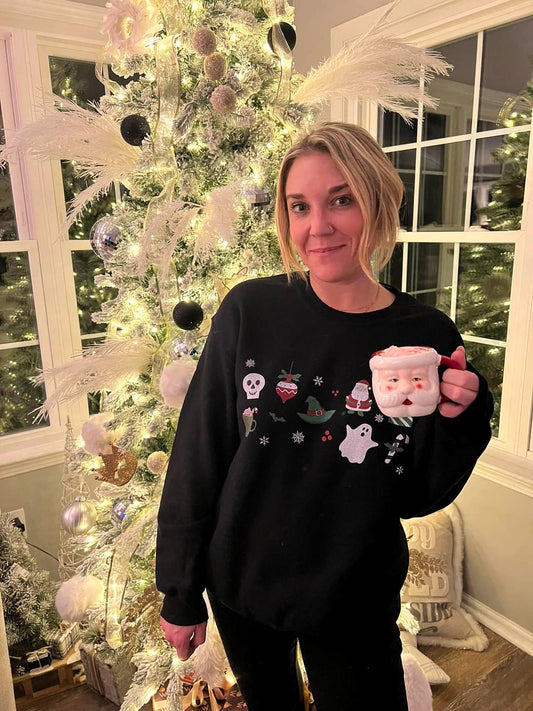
[370,346,459,418]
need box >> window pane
[49,57,114,240]
[464,342,504,436]
[407,243,453,315]
[49,56,104,109]
[471,133,529,230]
[478,16,533,132]
[388,150,416,231]
[419,140,469,231]
[378,109,418,148]
[0,105,19,241]
[72,251,116,336]
[426,36,477,140]
[379,242,403,290]
[0,346,47,435]
[0,252,39,344]
[456,243,514,342]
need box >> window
[0,4,108,472]
[332,1,533,483]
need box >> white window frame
[332,0,533,494]
[0,1,105,477]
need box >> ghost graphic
[339,423,379,464]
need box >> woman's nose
[310,209,332,236]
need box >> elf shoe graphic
[297,396,336,424]
[276,368,301,403]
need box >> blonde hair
[274,122,404,280]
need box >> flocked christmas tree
[0,1,451,708]
[0,512,60,660]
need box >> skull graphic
[243,373,265,400]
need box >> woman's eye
[334,195,353,207]
[289,202,307,213]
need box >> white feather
[55,575,104,623]
[293,34,451,121]
[191,616,228,688]
[194,181,240,260]
[0,95,140,226]
[33,338,154,421]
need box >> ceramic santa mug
[369,346,461,418]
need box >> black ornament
[267,22,297,53]
[172,300,204,330]
[120,114,151,146]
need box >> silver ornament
[169,339,189,360]
[89,218,122,260]
[61,498,97,535]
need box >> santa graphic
[345,379,372,413]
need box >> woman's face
[285,152,365,287]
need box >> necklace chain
[352,283,381,313]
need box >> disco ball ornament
[267,22,297,53]
[169,339,190,360]
[120,114,151,146]
[89,218,122,260]
[241,185,270,209]
[172,300,204,330]
[61,498,97,535]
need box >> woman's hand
[160,617,207,660]
[438,346,479,418]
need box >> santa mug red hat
[369,346,460,418]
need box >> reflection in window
[425,35,477,140]
[379,242,403,290]
[388,150,415,230]
[479,16,533,131]
[0,105,19,241]
[456,244,514,343]
[0,253,38,345]
[407,243,453,315]
[72,250,117,336]
[472,134,529,230]
[419,141,469,231]
[0,346,47,435]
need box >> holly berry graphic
[276,367,301,403]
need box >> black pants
[208,593,409,711]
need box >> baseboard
[463,593,533,656]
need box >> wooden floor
[19,626,533,710]
[423,626,533,710]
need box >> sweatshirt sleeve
[156,295,240,625]
[398,341,494,519]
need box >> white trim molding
[463,593,533,656]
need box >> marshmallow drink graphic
[369,346,460,418]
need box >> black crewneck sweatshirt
[156,274,493,632]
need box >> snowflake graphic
[313,376,323,386]
[396,466,404,475]
[245,359,255,368]
[374,413,384,423]
[292,431,305,444]
[259,436,269,446]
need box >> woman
[156,123,493,710]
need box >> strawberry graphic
[276,368,301,403]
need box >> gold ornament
[94,445,138,486]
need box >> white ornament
[242,373,265,399]
[146,451,168,475]
[159,358,197,408]
[102,0,163,60]
[81,413,114,455]
[55,575,104,623]
[339,423,378,464]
